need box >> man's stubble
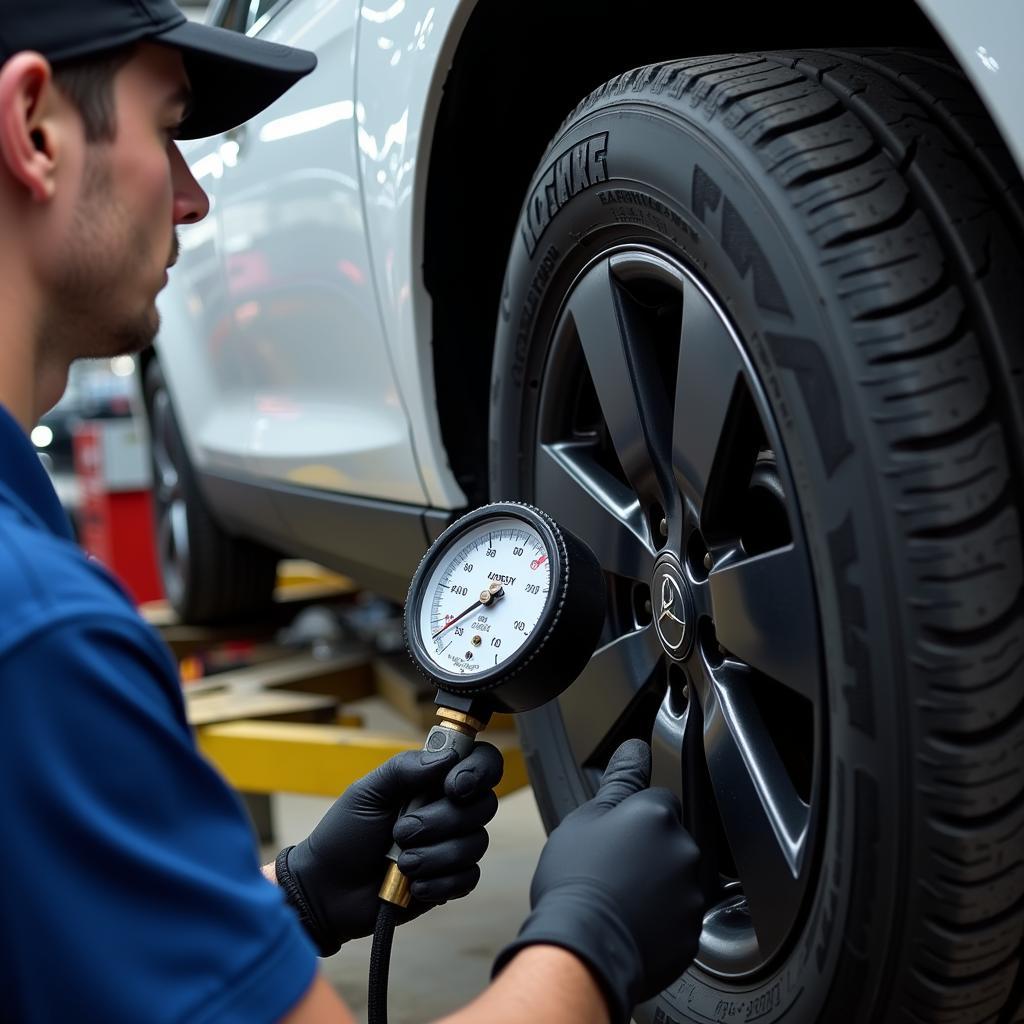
[40,145,164,367]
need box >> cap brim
[154,21,317,140]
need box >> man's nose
[170,143,210,225]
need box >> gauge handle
[378,705,489,908]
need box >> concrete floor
[270,767,547,1021]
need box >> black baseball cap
[0,0,318,139]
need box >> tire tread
[509,44,1023,1024]
[575,47,1024,1023]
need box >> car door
[213,0,429,505]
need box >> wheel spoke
[558,625,663,767]
[650,689,728,905]
[702,671,808,955]
[708,545,820,702]
[157,507,173,565]
[150,393,180,504]
[568,261,673,511]
[535,441,655,582]
[650,692,687,804]
[157,502,188,608]
[672,278,745,517]
[168,501,190,575]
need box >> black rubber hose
[368,902,399,1024]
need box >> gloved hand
[493,739,702,1023]
[276,741,504,956]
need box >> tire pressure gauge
[406,502,605,713]
[378,502,605,908]
[416,514,552,680]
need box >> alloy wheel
[531,248,825,977]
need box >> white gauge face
[418,515,553,676]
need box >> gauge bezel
[405,503,566,694]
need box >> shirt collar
[0,403,75,542]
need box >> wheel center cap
[652,556,693,661]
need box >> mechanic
[0,2,703,1021]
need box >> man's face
[44,43,208,361]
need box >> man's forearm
[434,945,610,1024]
[267,859,612,1023]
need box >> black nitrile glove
[276,741,504,956]
[492,739,702,1023]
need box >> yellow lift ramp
[196,721,527,801]
[141,563,529,805]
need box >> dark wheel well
[424,0,955,507]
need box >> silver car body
[155,0,1024,578]
[159,0,471,511]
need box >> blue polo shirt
[0,404,317,1022]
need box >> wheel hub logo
[653,565,690,659]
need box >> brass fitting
[379,862,412,908]
[435,706,486,736]
[378,705,487,907]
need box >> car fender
[916,0,1024,179]
[357,0,1024,512]
[355,0,477,510]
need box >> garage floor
[267,699,547,1022]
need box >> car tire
[490,49,1023,1023]
[143,359,279,623]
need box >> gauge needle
[433,583,504,640]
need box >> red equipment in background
[73,419,163,604]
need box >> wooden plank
[186,689,338,726]
[142,616,279,658]
[140,568,358,656]
[274,560,357,595]
[180,650,376,702]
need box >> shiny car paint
[155,0,1024,520]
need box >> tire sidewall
[490,97,909,1023]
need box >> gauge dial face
[418,515,553,677]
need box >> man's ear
[0,52,61,202]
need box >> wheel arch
[422,0,1021,507]
[915,0,1024,179]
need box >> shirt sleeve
[0,614,318,1024]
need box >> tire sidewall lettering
[491,105,905,1023]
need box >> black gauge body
[404,502,605,715]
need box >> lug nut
[703,552,712,571]
[659,518,668,538]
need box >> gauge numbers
[418,515,552,676]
